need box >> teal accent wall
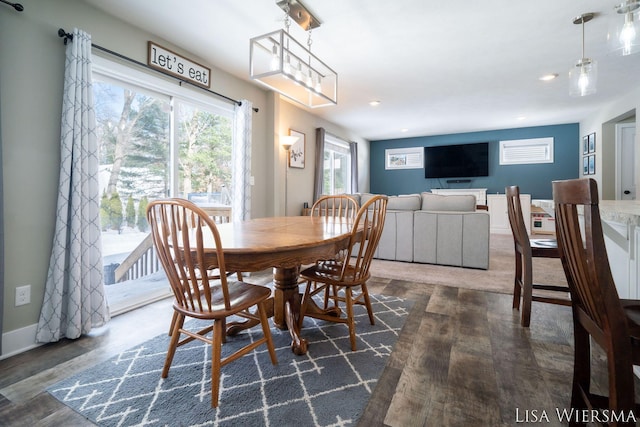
[370,124,579,199]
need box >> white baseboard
[1,323,41,360]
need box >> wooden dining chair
[309,194,359,220]
[553,178,640,425]
[166,205,242,336]
[308,194,359,273]
[506,185,570,327]
[147,198,277,407]
[298,194,388,351]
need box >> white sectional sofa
[350,192,490,269]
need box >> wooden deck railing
[113,206,231,283]
[114,233,159,283]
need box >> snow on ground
[101,227,147,256]
[101,227,148,266]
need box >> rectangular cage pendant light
[250,29,337,108]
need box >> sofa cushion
[316,193,360,208]
[421,192,476,212]
[345,193,361,206]
[431,214,464,266]
[387,194,421,211]
[360,193,421,211]
[413,210,489,269]
[376,210,414,262]
[359,192,376,207]
[461,212,490,269]
[413,212,437,264]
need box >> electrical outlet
[15,284,31,306]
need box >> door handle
[624,190,631,194]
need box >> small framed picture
[583,136,589,155]
[588,133,596,153]
[289,129,305,169]
[583,156,589,175]
[588,154,595,175]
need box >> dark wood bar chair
[299,195,388,351]
[506,185,570,327]
[147,198,277,407]
[553,178,640,425]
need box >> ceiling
[81,0,640,141]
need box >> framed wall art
[582,135,589,155]
[588,154,596,175]
[583,156,589,175]
[588,132,596,153]
[289,129,305,169]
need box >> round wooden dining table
[211,215,356,355]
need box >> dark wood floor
[0,274,636,426]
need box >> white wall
[579,85,640,200]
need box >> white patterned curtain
[232,100,253,221]
[36,29,110,343]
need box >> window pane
[175,102,233,206]
[322,136,351,195]
[92,58,239,316]
[93,79,170,243]
[499,137,554,165]
[323,150,332,194]
[333,151,348,194]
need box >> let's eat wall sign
[147,42,211,88]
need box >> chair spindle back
[147,199,231,313]
[310,194,359,220]
[342,195,388,282]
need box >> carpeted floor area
[47,294,413,427]
[368,233,566,294]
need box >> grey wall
[0,0,275,341]
[0,0,369,352]
[0,79,4,355]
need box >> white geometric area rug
[48,294,413,427]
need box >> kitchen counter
[599,200,640,226]
[596,200,640,300]
[513,199,639,299]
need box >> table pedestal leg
[272,266,308,355]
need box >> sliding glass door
[92,56,235,315]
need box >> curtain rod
[0,0,23,11]
[57,28,258,113]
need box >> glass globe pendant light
[569,13,597,97]
[611,0,640,55]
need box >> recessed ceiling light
[517,116,526,121]
[539,73,559,81]
[400,128,409,133]
[369,100,381,106]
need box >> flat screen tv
[424,142,489,178]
